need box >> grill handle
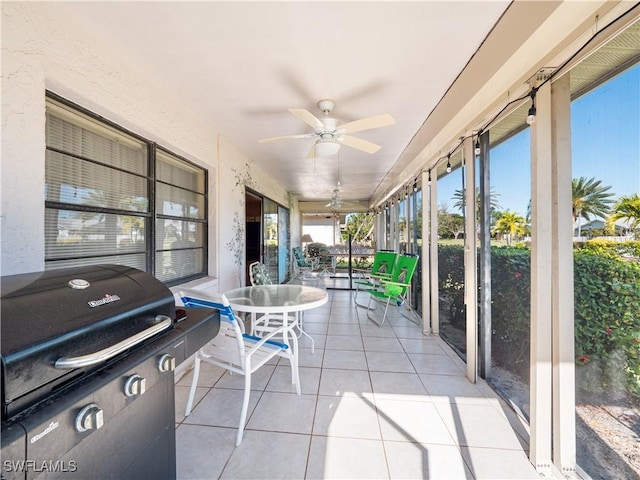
[54,315,173,369]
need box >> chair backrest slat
[371,251,398,276]
[180,290,245,364]
[386,255,419,296]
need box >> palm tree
[606,194,640,238]
[452,187,501,224]
[344,212,374,245]
[492,210,526,246]
[572,177,614,237]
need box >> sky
[438,63,640,218]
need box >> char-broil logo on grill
[87,294,121,308]
[30,421,59,444]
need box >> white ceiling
[60,1,511,206]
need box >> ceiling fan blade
[289,108,324,130]
[337,114,395,134]
[306,144,317,160]
[338,135,381,154]
[258,133,316,143]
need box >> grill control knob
[124,374,146,397]
[158,354,175,372]
[75,403,104,432]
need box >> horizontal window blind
[155,148,207,282]
[45,94,207,285]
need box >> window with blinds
[155,149,206,282]
[45,94,207,284]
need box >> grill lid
[1,265,175,418]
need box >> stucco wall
[1,2,295,288]
[217,135,297,291]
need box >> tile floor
[175,289,542,479]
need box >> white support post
[429,174,439,335]
[463,139,478,382]
[421,169,431,335]
[530,81,554,472]
[551,73,577,475]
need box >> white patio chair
[249,261,273,285]
[292,246,319,277]
[180,290,299,446]
[248,262,316,353]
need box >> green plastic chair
[353,251,398,308]
[366,254,419,326]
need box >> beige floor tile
[408,352,466,375]
[363,336,404,353]
[435,402,527,450]
[325,334,364,351]
[303,312,331,324]
[460,446,541,479]
[376,399,456,445]
[330,306,361,318]
[359,324,397,338]
[313,395,381,439]
[322,349,368,370]
[318,368,372,396]
[306,436,389,480]
[366,351,415,373]
[370,371,430,401]
[247,391,317,435]
[213,364,276,390]
[299,332,326,349]
[176,361,226,388]
[175,384,209,423]
[419,373,489,404]
[176,424,237,480]
[267,364,321,394]
[392,325,425,339]
[326,324,362,336]
[183,387,261,429]
[220,431,311,479]
[300,321,329,335]
[329,315,361,325]
[298,347,325,368]
[399,337,447,355]
[384,441,473,479]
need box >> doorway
[245,190,290,285]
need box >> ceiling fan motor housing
[317,99,335,114]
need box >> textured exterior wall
[217,135,295,291]
[1,2,293,283]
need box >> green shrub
[437,245,466,330]
[306,242,329,257]
[437,243,640,398]
[575,239,640,260]
[490,247,531,380]
[574,251,640,398]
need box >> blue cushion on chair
[242,333,288,350]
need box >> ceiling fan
[324,182,361,209]
[325,186,344,209]
[258,99,395,158]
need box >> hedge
[437,244,640,398]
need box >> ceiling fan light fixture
[314,139,341,157]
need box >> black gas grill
[1,265,219,480]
